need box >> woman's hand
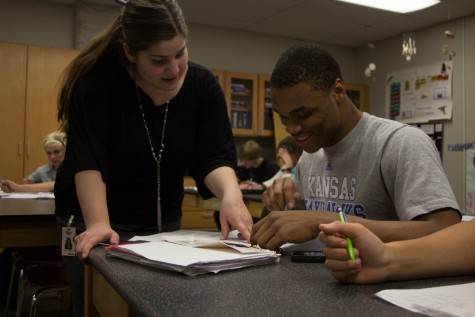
[219,193,253,241]
[74,222,120,261]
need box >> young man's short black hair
[271,42,343,93]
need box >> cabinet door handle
[18,143,23,156]
[26,143,30,159]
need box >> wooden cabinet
[224,71,258,137]
[346,83,370,113]
[180,176,263,229]
[182,176,217,230]
[257,74,274,136]
[273,83,370,146]
[223,71,275,137]
[0,42,78,182]
[0,43,27,183]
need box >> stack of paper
[106,230,280,276]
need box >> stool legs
[14,268,28,317]
[4,263,17,317]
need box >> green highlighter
[337,208,356,263]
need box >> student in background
[236,140,280,190]
[318,220,475,283]
[0,130,66,193]
[54,1,253,315]
[262,136,303,189]
[242,136,303,191]
[251,42,460,251]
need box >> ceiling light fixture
[337,0,440,13]
[402,33,416,61]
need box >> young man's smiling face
[272,81,345,153]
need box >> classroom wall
[1,0,474,212]
[353,15,475,213]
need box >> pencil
[337,208,356,263]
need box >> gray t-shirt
[27,163,56,183]
[294,112,459,220]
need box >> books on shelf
[105,230,280,276]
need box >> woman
[0,130,66,193]
[55,1,253,315]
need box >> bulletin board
[386,61,453,123]
[467,149,475,215]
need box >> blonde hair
[42,131,67,150]
[238,140,262,161]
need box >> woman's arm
[1,180,54,192]
[204,166,253,241]
[73,170,119,259]
[318,220,475,284]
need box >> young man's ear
[333,78,346,102]
[123,43,136,63]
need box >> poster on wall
[386,61,453,123]
[467,149,475,215]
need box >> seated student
[236,140,280,190]
[250,42,460,251]
[0,131,66,193]
[245,136,302,192]
[318,220,475,284]
[262,136,302,189]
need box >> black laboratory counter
[85,246,475,317]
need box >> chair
[2,247,68,317]
[15,263,69,317]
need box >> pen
[337,208,355,263]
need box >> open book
[105,230,280,276]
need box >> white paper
[129,230,260,253]
[375,282,475,317]
[113,241,274,267]
[1,192,54,199]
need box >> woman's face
[125,35,189,93]
[44,142,65,170]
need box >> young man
[251,42,460,250]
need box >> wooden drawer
[183,193,197,206]
[245,200,264,219]
[181,205,217,230]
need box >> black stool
[3,247,65,317]
[15,263,69,317]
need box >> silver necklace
[134,81,169,232]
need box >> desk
[84,246,475,317]
[182,188,263,230]
[0,198,57,247]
